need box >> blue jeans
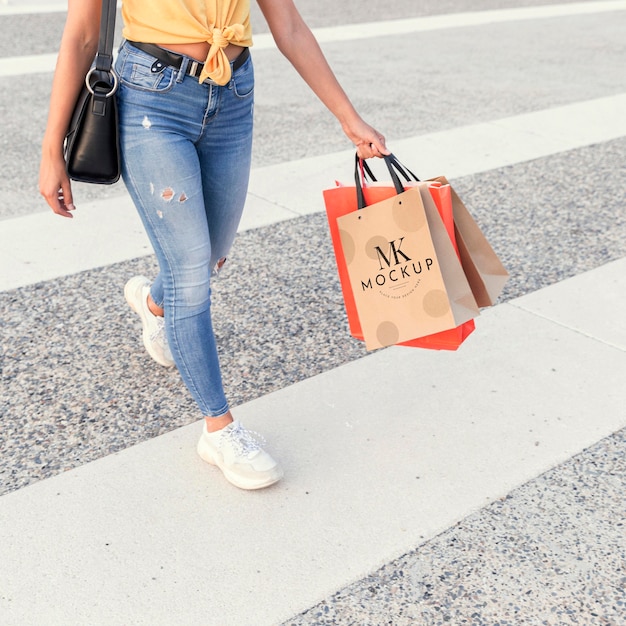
[115,41,254,416]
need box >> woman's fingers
[353,125,389,159]
[57,185,76,215]
[39,161,76,218]
[356,136,388,160]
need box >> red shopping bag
[323,156,475,350]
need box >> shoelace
[221,422,266,457]
[149,316,167,345]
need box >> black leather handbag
[64,0,120,184]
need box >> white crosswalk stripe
[2,92,625,292]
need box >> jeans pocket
[232,57,254,99]
[117,45,176,93]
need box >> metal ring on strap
[85,67,119,97]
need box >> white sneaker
[197,420,283,490]
[124,275,175,368]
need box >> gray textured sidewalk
[285,430,626,625]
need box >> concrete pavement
[0,257,625,624]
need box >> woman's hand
[342,115,390,160]
[39,150,76,218]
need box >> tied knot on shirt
[201,23,246,85]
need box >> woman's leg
[116,42,281,488]
[122,132,230,417]
[116,41,230,416]
[196,56,255,278]
[192,55,255,431]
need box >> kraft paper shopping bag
[336,186,479,350]
[431,176,509,306]
[324,156,476,350]
[408,181,476,350]
[323,180,398,340]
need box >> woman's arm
[39,0,102,217]
[256,0,389,159]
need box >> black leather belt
[128,41,250,82]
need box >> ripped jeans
[115,40,254,416]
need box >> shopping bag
[431,176,509,306]
[411,181,476,350]
[323,172,395,341]
[323,156,476,350]
[336,180,479,350]
[360,161,509,306]
[397,180,476,350]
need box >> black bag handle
[354,153,421,209]
[94,0,117,74]
[85,0,118,115]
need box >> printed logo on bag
[361,236,435,299]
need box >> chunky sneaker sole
[197,421,283,490]
[124,275,175,368]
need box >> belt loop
[176,56,189,83]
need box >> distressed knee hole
[213,257,227,275]
[161,187,175,202]
[178,192,187,203]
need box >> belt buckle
[189,60,200,77]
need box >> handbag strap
[94,0,117,73]
[355,153,420,209]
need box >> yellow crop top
[122,0,253,86]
